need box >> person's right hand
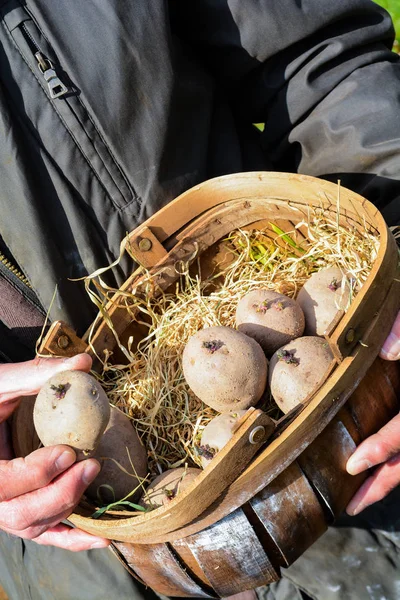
[0,354,110,552]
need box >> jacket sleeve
[170,0,400,226]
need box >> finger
[0,459,101,536]
[0,445,77,501]
[346,453,400,515]
[0,353,92,404]
[380,311,400,361]
[346,413,400,475]
[32,523,110,552]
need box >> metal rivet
[249,425,266,445]
[57,335,70,349]
[138,238,152,252]
[345,328,355,344]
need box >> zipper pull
[35,52,70,99]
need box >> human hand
[346,311,400,515]
[0,354,110,551]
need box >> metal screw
[57,335,70,349]
[249,425,266,445]
[345,328,355,344]
[138,238,152,252]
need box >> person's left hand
[346,310,400,515]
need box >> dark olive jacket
[0,0,399,336]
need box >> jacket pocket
[1,1,137,210]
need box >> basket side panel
[112,542,215,598]
[182,508,279,596]
[297,358,400,520]
[345,358,400,440]
[170,539,215,591]
[297,420,365,519]
[248,461,327,567]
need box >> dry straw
[87,208,380,477]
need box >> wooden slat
[170,539,215,591]
[175,201,303,243]
[112,542,215,598]
[249,461,327,567]
[345,357,400,440]
[297,419,366,519]
[334,404,362,446]
[183,509,279,596]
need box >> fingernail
[90,540,109,549]
[381,333,400,361]
[81,460,101,485]
[346,458,373,475]
[347,500,367,516]
[56,449,76,470]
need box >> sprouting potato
[139,467,201,509]
[33,370,110,461]
[197,411,247,468]
[297,266,352,336]
[182,326,268,412]
[269,337,335,413]
[235,289,305,356]
[86,406,148,505]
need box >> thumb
[0,354,92,405]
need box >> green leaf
[268,223,305,253]
[91,500,148,519]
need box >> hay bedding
[86,207,379,479]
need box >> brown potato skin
[297,267,351,336]
[235,289,305,356]
[269,336,335,413]
[33,370,110,461]
[182,326,268,412]
[86,406,148,505]
[199,411,246,468]
[139,467,201,509]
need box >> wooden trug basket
[14,173,400,597]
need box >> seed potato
[140,467,201,509]
[86,406,148,505]
[33,370,110,461]
[235,289,305,356]
[198,410,247,468]
[182,326,268,412]
[269,336,335,413]
[297,266,351,336]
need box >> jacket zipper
[20,23,70,99]
[0,251,31,288]
[0,251,46,315]
[11,17,137,210]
